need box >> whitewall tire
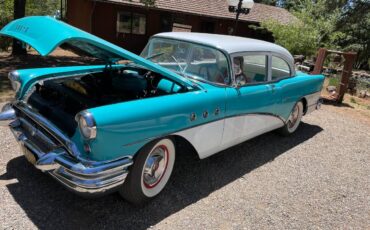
[279,101,304,136]
[120,138,175,204]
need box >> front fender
[86,87,226,161]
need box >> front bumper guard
[1,103,133,196]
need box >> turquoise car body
[1,16,324,163]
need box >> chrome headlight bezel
[8,71,21,93]
[76,111,97,140]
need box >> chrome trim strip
[50,168,128,194]
[122,112,286,147]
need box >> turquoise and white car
[0,16,324,204]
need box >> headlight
[8,71,21,93]
[76,111,97,140]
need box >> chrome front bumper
[0,102,133,196]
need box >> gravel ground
[0,104,369,230]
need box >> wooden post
[312,48,328,75]
[337,52,357,103]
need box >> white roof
[154,32,294,63]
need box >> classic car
[0,16,324,204]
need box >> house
[66,0,295,54]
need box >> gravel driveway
[0,104,369,230]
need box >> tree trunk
[12,0,27,56]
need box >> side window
[233,54,267,86]
[271,56,291,81]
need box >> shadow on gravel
[0,122,322,230]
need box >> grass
[328,77,340,87]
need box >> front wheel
[120,138,175,205]
[279,101,304,136]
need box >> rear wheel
[279,101,304,136]
[120,138,175,205]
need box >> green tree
[260,20,319,56]
[277,0,297,10]
[265,0,369,69]
[0,0,63,52]
[26,0,60,16]
[0,0,13,51]
[260,0,345,56]
[335,1,370,69]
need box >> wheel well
[301,97,308,114]
[171,135,200,159]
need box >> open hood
[0,16,195,88]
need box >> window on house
[117,12,146,35]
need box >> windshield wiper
[171,55,185,73]
[145,52,164,60]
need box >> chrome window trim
[230,51,296,88]
[230,51,270,87]
[144,36,234,88]
[271,55,294,80]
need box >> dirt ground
[0,104,369,229]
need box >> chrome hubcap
[288,104,300,128]
[143,145,168,188]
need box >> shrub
[260,20,319,56]
[0,0,13,52]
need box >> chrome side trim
[122,111,286,148]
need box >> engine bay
[27,67,185,136]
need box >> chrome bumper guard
[305,97,323,115]
[0,102,133,196]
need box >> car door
[222,52,284,148]
[269,55,298,120]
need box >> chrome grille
[15,107,61,153]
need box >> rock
[327,85,337,92]
[358,90,367,98]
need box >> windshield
[141,37,230,85]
